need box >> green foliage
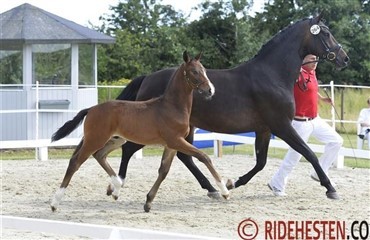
[96,0,369,85]
[98,78,130,102]
[0,50,22,85]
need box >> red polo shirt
[294,66,319,118]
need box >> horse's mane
[252,17,311,59]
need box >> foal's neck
[162,63,193,111]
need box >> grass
[1,133,368,168]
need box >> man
[268,54,343,196]
[358,97,370,140]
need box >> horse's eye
[192,70,198,75]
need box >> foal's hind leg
[50,143,94,212]
[144,147,176,212]
[93,137,126,200]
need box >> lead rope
[323,88,358,167]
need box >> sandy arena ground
[1,153,369,239]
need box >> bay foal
[50,51,229,212]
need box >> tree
[98,0,187,81]
[183,0,255,69]
[250,0,370,85]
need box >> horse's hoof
[106,184,113,196]
[144,203,151,212]
[112,195,119,201]
[326,191,340,200]
[222,193,230,200]
[51,205,57,212]
[207,191,222,199]
[226,179,235,190]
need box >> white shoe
[267,183,287,196]
[310,172,336,187]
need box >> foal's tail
[115,75,146,101]
[51,108,90,142]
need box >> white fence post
[330,81,336,129]
[35,81,48,161]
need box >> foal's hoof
[107,185,119,200]
[106,184,113,196]
[144,203,152,213]
[207,191,222,200]
[226,179,235,190]
[50,205,57,212]
[326,191,340,200]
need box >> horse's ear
[195,51,203,61]
[183,51,190,63]
[312,11,324,24]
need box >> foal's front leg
[144,147,176,212]
[172,139,230,199]
[93,136,126,200]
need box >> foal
[50,51,229,212]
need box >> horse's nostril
[344,57,349,63]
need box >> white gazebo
[0,3,115,144]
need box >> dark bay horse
[114,13,349,200]
[50,51,230,212]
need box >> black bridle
[315,25,343,61]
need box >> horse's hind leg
[177,128,220,199]
[144,147,176,212]
[93,137,126,200]
[228,131,271,189]
[50,142,93,212]
[171,139,229,199]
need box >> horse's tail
[51,108,90,142]
[116,75,146,101]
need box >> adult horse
[114,13,349,200]
[50,51,230,212]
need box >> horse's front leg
[227,131,271,189]
[278,128,338,199]
[117,141,145,184]
[144,147,176,212]
[93,136,126,200]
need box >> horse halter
[311,24,343,61]
[183,67,207,89]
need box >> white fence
[1,82,369,164]
[1,215,222,239]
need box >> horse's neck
[162,65,193,112]
[252,22,308,83]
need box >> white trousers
[270,116,343,191]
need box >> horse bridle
[183,68,208,89]
[314,25,343,62]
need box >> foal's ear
[183,50,190,63]
[195,51,203,61]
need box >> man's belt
[293,116,315,121]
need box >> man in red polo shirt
[268,54,343,196]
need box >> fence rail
[1,82,369,163]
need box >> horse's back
[136,68,177,101]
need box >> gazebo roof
[0,3,115,46]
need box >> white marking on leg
[120,177,125,188]
[111,176,123,199]
[51,187,66,209]
[216,180,230,199]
